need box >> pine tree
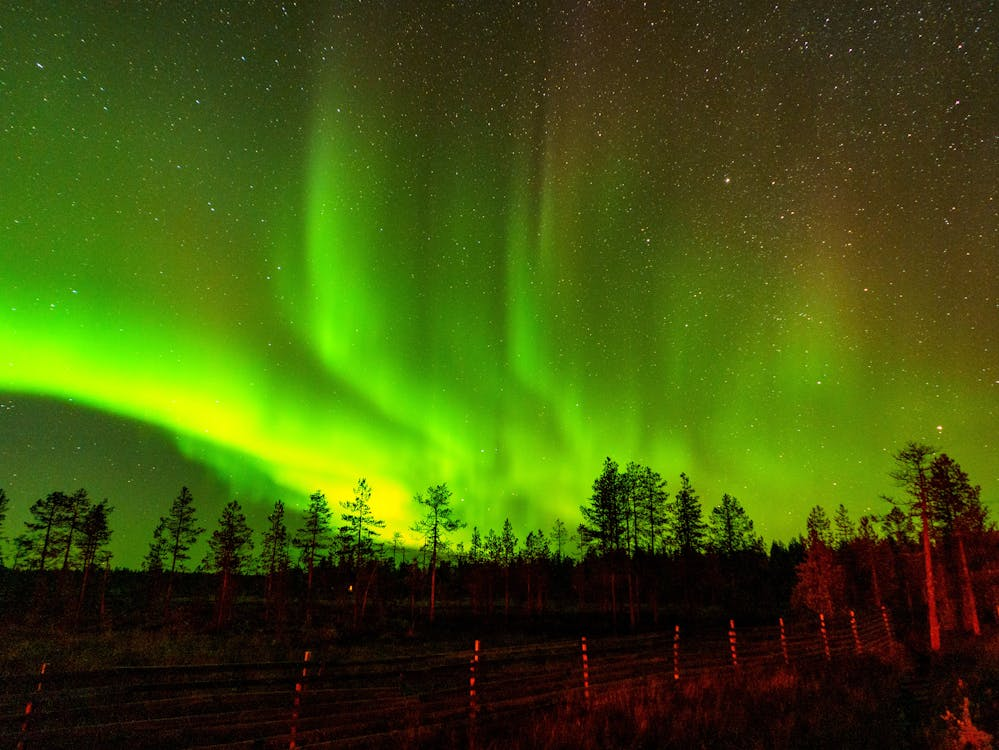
[792,505,844,616]
[881,504,915,547]
[551,518,567,561]
[148,486,205,611]
[20,491,72,572]
[806,504,833,547]
[203,500,254,628]
[630,464,668,556]
[580,457,626,555]
[338,478,384,569]
[833,504,855,549]
[260,500,290,592]
[497,518,517,617]
[75,500,113,621]
[707,493,761,556]
[412,483,464,623]
[0,487,10,567]
[929,453,985,636]
[523,529,550,614]
[468,527,483,564]
[890,441,941,651]
[59,488,91,571]
[293,490,333,626]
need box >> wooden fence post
[673,625,680,680]
[16,662,46,750]
[779,617,789,665]
[581,636,590,708]
[819,613,830,660]
[728,619,738,668]
[469,639,480,718]
[849,610,862,654]
[289,650,312,750]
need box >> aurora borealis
[1,2,996,567]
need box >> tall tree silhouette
[0,487,10,566]
[75,500,113,623]
[59,488,91,572]
[293,490,333,627]
[551,518,568,561]
[338,478,385,628]
[260,499,291,624]
[338,478,384,569]
[793,505,843,616]
[580,457,626,555]
[203,500,254,628]
[19,490,71,572]
[147,486,205,612]
[890,442,940,651]
[667,473,706,557]
[929,453,985,636]
[494,518,517,618]
[707,493,760,556]
[833,504,855,549]
[412,483,464,623]
[629,463,668,556]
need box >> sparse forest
[0,441,994,657]
[1,442,997,749]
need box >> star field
[1,2,995,567]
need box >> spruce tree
[667,473,706,557]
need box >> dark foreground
[1,624,996,749]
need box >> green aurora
[1,3,996,567]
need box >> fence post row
[16,661,47,750]
[12,611,904,747]
[673,624,680,680]
[779,617,789,665]
[849,610,862,654]
[469,639,480,719]
[289,650,312,750]
[819,613,831,660]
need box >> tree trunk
[429,545,438,623]
[75,559,92,628]
[99,557,109,625]
[919,491,941,651]
[955,534,981,636]
[627,568,636,630]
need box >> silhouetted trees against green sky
[0,444,994,651]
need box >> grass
[1,619,996,749]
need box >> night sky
[2,2,996,568]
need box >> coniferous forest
[1,441,997,749]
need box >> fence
[2,610,898,749]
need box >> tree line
[0,442,994,649]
